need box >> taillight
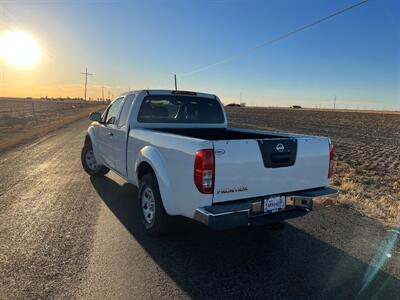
[194,149,214,194]
[328,142,334,178]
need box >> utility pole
[174,74,178,91]
[101,86,105,102]
[80,67,93,101]
[239,92,242,106]
[334,95,337,109]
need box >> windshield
[137,95,225,124]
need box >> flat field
[0,98,106,153]
[226,107,400,226]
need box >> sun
[0,31,41,68]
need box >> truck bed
[151,128,287,140]
[142,127,329,204]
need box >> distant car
[226,103,241,107]
[291,105,302,109]
[82,89,338,235]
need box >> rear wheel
[139,173,171,236]
[81,142,109,176]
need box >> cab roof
[119,89,217,99]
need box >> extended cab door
[112,94,135,177]
[97,97,124,169]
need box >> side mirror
[89,112,102,122]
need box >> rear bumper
[194,186,339,230]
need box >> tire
[139,173,171,236]
[81,142,109,176]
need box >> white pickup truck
[82,90,338,235]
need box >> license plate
[264,196,285,213]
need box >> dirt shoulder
[0,104,105,154]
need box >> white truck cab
[82,89,338,235]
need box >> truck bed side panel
[127,128,213,218]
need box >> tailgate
[212,137,330,203]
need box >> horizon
[0,1,399,111]
[2,95,399,113]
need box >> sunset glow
[0,31,40,68]
[0,2,398,110]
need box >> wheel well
[137,162,155,180]
[84,135,92,146]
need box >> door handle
[108,132,114,137]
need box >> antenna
[80,67,93,101]
[174,74,178,91]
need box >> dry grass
[328,161,400,227]
[227,107,400,227]
[0,99,105,153]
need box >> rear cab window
[137,95,225,124]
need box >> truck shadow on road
[91,176,400,299]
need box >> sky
[0,0,399,110]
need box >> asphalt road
[0,118,399,299]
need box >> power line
[179,0,369,78]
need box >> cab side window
[118,94,135,128]
[105,97,124,125]
[101,105,111,123]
